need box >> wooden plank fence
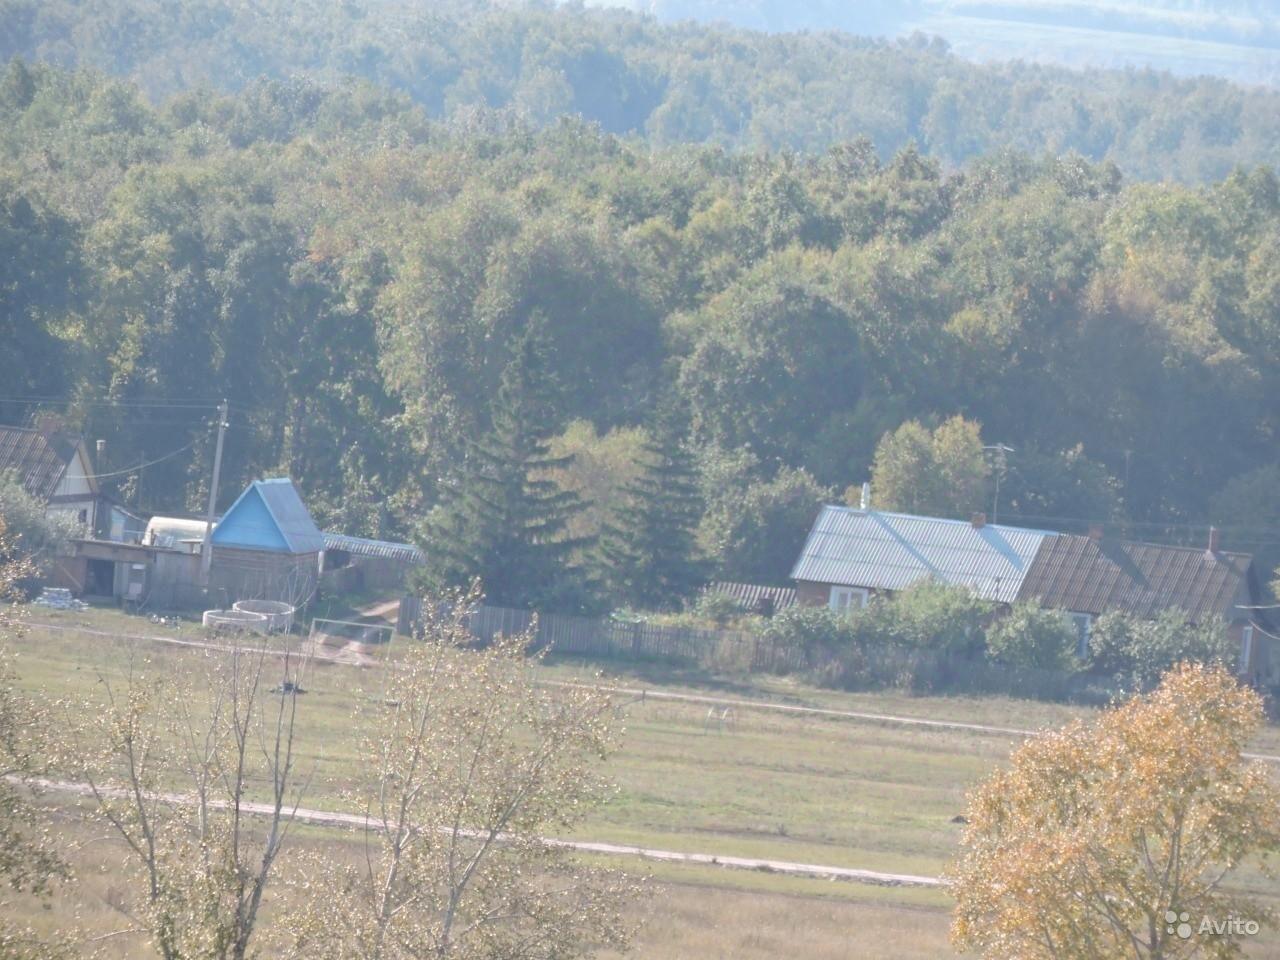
[399,598,809,673]
[395,600,1083,700]
[469,604,813,673]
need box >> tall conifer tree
[600,400,707,610]
[418,316,591,611]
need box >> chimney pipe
[860,482,870,510]
[1088,525,1104,541]
[1207,526,1220,554]
[971,512,986,529]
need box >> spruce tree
[417,317,591,611]
[601,402,707,610]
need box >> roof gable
[211,478,323,554]
[0,425,87,500]
[790,506,1051,604]
[1017,534,1253,623]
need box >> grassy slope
[8,606,1280,957]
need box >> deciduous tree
[869,415,989,519]
[950,662,1280,960]
[285,586,637,960]
[60,636,312,960]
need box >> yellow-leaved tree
[950,661,1280,959]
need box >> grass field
[8,605,1280,957]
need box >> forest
[2,0,1280,181]
[4,45,1280,610]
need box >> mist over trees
[2,0,1280,181]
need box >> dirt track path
[28,777,943,889]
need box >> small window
[1070,613,1092,659]
[829,586,869,613]
[78,509,88,524]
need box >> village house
[791,505,1275,685]
[50,477,328,610]
[0,423,104,533]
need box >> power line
[993,511,1280,543]
[80,439,200,480]
[0,396,229,410]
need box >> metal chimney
[860,482,871,510]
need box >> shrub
[865,579,994,656]
[985,602,1079,671]
[0,470,79,573]
[1087,610,1236,691]
[760,605,859,657]
[691,590,747,627]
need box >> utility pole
[200,399,229,586]
[983,443,1014,524]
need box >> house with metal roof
[790,506,1052,610]
[791,505,1274,685]
[1016,529,1268,680]
[206,478,324,606]
[0,424,102,532]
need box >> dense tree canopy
[2,54,1280,607]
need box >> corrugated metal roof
[0,426,74,500]
[323,532,424,564]
[790,506,1052,604]
[706,581,797,612]
[212,478,324,554]
[1018,534,1252,623]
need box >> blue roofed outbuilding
[211,478,325,554]
[206,478,324,607]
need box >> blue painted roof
[210,478,324,554]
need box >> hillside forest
[3,0,1280,182]
[4,4,1280,611]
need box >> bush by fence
[396,598,1095,702]
[463,603,809,674]
[398,592,1233,706]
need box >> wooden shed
[207,478,324,607]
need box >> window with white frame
[1070,612,1092,659]
[829,586,869,613]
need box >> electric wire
[76,439,201,480]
